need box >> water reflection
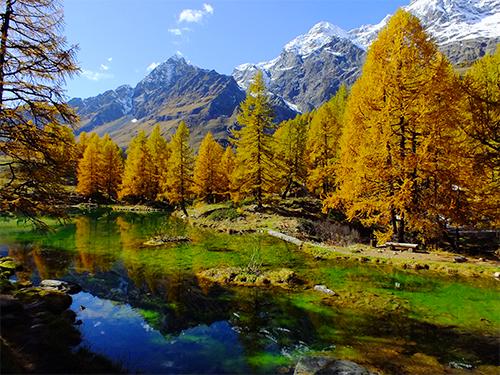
[1,211,499,374]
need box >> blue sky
[63,0,409,99]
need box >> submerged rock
[39,279,82,294]
[314,285,336,296]
[454,256,468,263]
[294,356,379,375]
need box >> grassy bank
[179,198,500,279]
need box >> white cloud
[147,62,160,71]
[177,3,213,24]
[81,69,114,81]
[100,64,110,70]
[168,27,193,36]
[203,4,213,15]
[168,28,182,35]
[108,57,112,62]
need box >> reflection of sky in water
[0,243,11,257]
[71,292,249,374]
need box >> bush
[206,208,242,221]
[297,218,361,246]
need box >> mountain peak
[284,21,350,56]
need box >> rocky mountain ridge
[234,0,500,112]
[70,0,499,149]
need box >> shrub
[207,208,242,221]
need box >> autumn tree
[459,46,500,227]
[0,0,79,221]
[77,134,102,197]
[162,121,194,215]
[100,135,124,199]
[145,124,169,200]
[119,130,149,201]
[231,70,275,205]
[324,9,465,243]
[306,85,348,196]
[274,113,309,198]
[193,132,224,203]
[221,146,236,200]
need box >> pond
[1,209,499,374]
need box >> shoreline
[178,203,500,279]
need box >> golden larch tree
[274,113,309,198]
[193,132,225,203]
[231,70,275,205]
[77,134,102,197]
[0,0,79,222]
[162,121,194,215]
[119,130,149,201]
[100,135,124,200]
[459,46,500,227]
[306,85,348,196]
[145,124,169,200]
[324,9,465,243]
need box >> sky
[63,0,411,100]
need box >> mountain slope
[233,22,366,114]
[234,0,499,107]
[70,56,247,149]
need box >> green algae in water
[2,211,499,374]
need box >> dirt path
[267,229,500,270]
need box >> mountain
[71,0,499,149]
[234,0,499,109]
[70,56,246,149]
[347,0,500,63]
[233,22,366,114]
[70,55,297,149]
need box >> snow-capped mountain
[71,0,499,149]
[407,0,500,44]
[234,0,499,111]
[233,22,366,113]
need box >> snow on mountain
[406,0,500,44]
[234,0,499,98]
[348,0,500,49]
[233,21,355,91]
[284,21,351,56]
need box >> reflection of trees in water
[8,243,36,281]
[32,245,74,280]
[74,215,119,274]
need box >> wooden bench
[383,242,419,252]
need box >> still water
[1,209,499,374]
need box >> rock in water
[39,280,82,294]
[294,356,379,375]
[314,285,336,295]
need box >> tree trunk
[0,0,13,105]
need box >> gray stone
[314,285,336,296]
[39,279,82,294]
[294,356,379,375]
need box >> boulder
[453,256,468,263]
[294,356,379,375]
[314,285,336,296]
[39,280,82,294]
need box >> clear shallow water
[71,292,251,374]
[1,210,499,374]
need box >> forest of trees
[74,10,499,244]
[1,3,498,244]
